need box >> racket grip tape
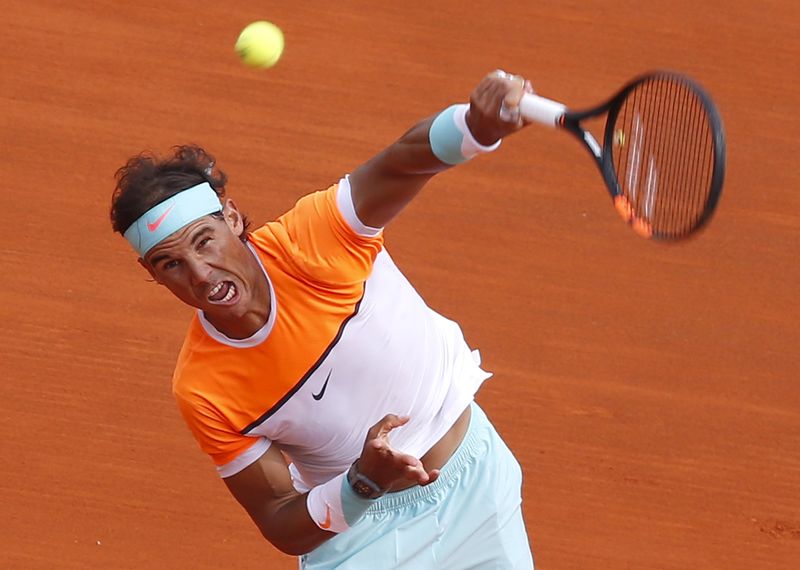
[519,93,567,127]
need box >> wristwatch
[347,461,386,499]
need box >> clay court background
[2,1,798,568]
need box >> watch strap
[347,461,386,499]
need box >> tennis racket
[518,71,726,240]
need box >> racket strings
[612,76,716,238]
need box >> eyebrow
[149,225,215,266]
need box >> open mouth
[207,281,238,305]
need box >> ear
[137,257,161,284]
[222,199,245,238]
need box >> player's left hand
[357,414,440,492]
[466,69,535,146]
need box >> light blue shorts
[300,403,534,569]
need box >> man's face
[140,200,258,324]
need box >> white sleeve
[335,175,383,237]
[216,437,271,478]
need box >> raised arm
[349,70,533,228]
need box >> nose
[186,257,213,286]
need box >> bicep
[223,444,297,519]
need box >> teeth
[221,283,236,303]
[209,282,224,297]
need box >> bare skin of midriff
[390,405,472,492]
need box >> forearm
[363,106,503,179]
[350,107,497,228]
[249,491,334,556]
[349,77,523,230]
[365,117,448,177]
[347,118,439,228]
[224,450,343,556]
[234,465,374,556]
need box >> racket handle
[519,93,567,128]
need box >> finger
[524,79,535,95]
[368,413,409,439]
[517,80,537,126]
[398,454,427,474]
[403,464,442,486]
[367,438,391,453]
[483,70,516,103]
[476,70,523,117]
[487,71,526,126]
[490,70,525,101]
[491,68,509,80]
[376,414,409,438]
[403,463,431,484]
[492,69,514,81]
[498,101,520,124]
[503,74,527,108]
[393,453,421,471]
[397,453,423,469]
[422,469,440,486]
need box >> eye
[163,259,181,270]
[198,236,211,248]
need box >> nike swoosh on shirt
[312,370,331,401]
[146,205,175,232]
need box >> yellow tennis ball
[235,21,284,69]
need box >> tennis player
[111,70,535,569]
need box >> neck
[209,308,269,340]
[205,246,271,340]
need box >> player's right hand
[466,69,535,146]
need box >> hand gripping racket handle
[518,93,567,127]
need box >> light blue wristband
[340,475,375,526]
[429,104,501,165]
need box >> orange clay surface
[2,1,799,568]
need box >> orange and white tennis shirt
[172,177,491,489]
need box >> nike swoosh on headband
[123,182,222,257]
[146,205,175,232]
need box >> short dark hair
[110,145,250,240]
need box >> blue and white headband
[123,182,223,257]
